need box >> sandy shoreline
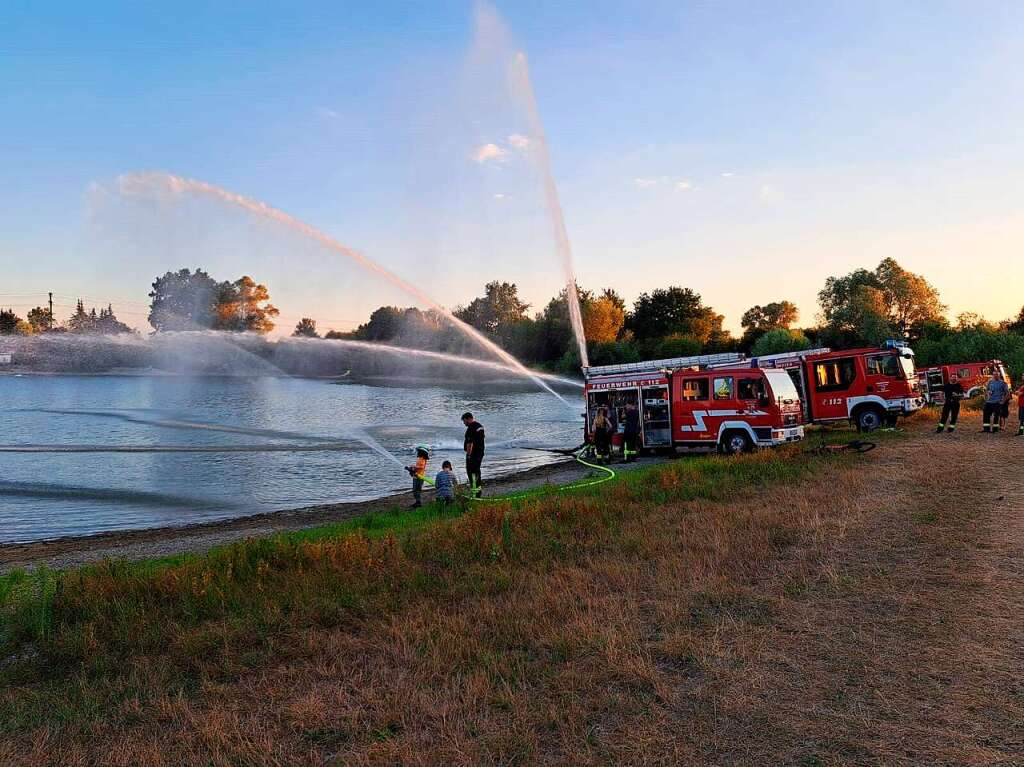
[0,455,649,573]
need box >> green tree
[96,305,132,334]
[0,309,26,335]
[214,276,279,334]
[353,307,405,342]
[66,299,95,333]
[148,268,220,331]
[1003,306,1024,334]
[750,328,812,357]
[626,287,724,345]
[818,258,944,344]
[292,318,320,338]
[26,306,53,333]
[740,300,799,349]
[531,285,594,364]
[454,281,530,344]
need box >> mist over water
[0,3,593,544]
[110,173,573,407]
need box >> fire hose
[466,447,616,503]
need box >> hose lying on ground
[467,448,616,503]
[805,439,877,456]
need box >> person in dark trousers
[622,401,640,461]
[405,445,429,508]
[462,412,485,497]
[592,408,611,462]
[937,375,965,433]
[982,371,1010,433]
[1017,376,1024,437]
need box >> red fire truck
[715,342,924,431]
[583,353,805,454]
[917,360,1011,404]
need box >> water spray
[114,173,576,408]
[510,52,589,369]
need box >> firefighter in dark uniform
[937,375,965,433]
[622,401,640,461]
[462,411,485,498]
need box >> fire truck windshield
[764,370,800,405]
[898,354,915,380]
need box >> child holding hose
[406,446,429,508]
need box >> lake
[0,375,582,544]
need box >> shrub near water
[0,440,858,732]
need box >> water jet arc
[511,52,589,369]
[115,173,573,407]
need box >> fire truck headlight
[772,430,785,440]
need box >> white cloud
[493,193,508,200]
[720,172,735,178]
[634,176,697,191]
[507,133,531,150]
[472,143,508,163]
[315,106,340,119]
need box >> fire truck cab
[722,342,923,431]
[917,360,1011,404]
[583,353,805,454]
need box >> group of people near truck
[405,411,485,508]
[936,370,1024,435]
[590,401,640,463]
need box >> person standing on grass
[982,371,1010,433]
[937,374,965,433]
[462,411,485,498]
[623,401,640,461]
[406,445,429,508]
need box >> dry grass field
[2,412,1021,766]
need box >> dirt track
[683,411,1024,764]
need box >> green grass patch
[0,426,881,734]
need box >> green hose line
[467,451,616,503]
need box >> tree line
[6,259,1021,376]
[290,257,1024,376]
[0,300,132,336]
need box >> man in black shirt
[937,376,965,433]
[462,411,485,497]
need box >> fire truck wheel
[720,430,753,455]
[854,406,885,432]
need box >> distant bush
[915,327,1024,379]
[750,328,812,357]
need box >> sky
[2,0,1023,335]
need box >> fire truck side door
[808,356,858,421]
[675,376,711,441]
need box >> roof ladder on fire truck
[707,348,832,369]
[582,352,744,379]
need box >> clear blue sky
[2,1,1023,333]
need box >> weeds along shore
[0,429,895,742]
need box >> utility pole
[48,292,54,330]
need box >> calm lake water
[0,375,582,544]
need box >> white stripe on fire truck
[678,409,768,432]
